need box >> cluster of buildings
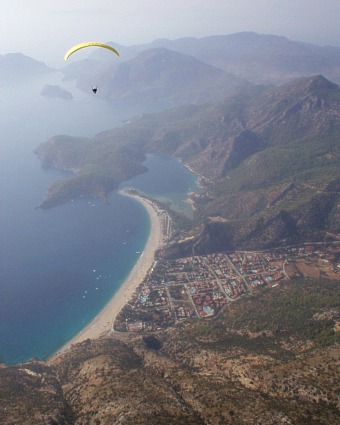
[114,243,340,332]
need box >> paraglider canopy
[64,42,120,61]
[64,42,119,94]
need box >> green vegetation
[215,145,339,195]
[177,278,340,352]
[36,136,147,208]
[228,279,336,344]
[39,172,119,208]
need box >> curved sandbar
[54,190,164,356]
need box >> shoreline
[51,190,164,358]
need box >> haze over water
[0,72,198,365]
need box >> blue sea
[0,72,198,365]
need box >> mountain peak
[284,74,340,98]
[306,74,338,90]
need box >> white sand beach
[54,190,164,355]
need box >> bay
[0,71,198,365]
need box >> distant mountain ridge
[74,47,252,107]
[0,53,54,81]
[4,32,337,111]
[64,32,340,91]
[58,31,340,113]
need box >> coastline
[52,190,164,357]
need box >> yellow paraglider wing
[64,42,120,61]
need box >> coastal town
[114,241,340,332]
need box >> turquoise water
[121,154,199,218]
[0,72,198,365]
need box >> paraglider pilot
[64,42,120,96]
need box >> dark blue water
[0,71,198,365]
[0,195,149,364]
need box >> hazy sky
[2,0,340,67]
